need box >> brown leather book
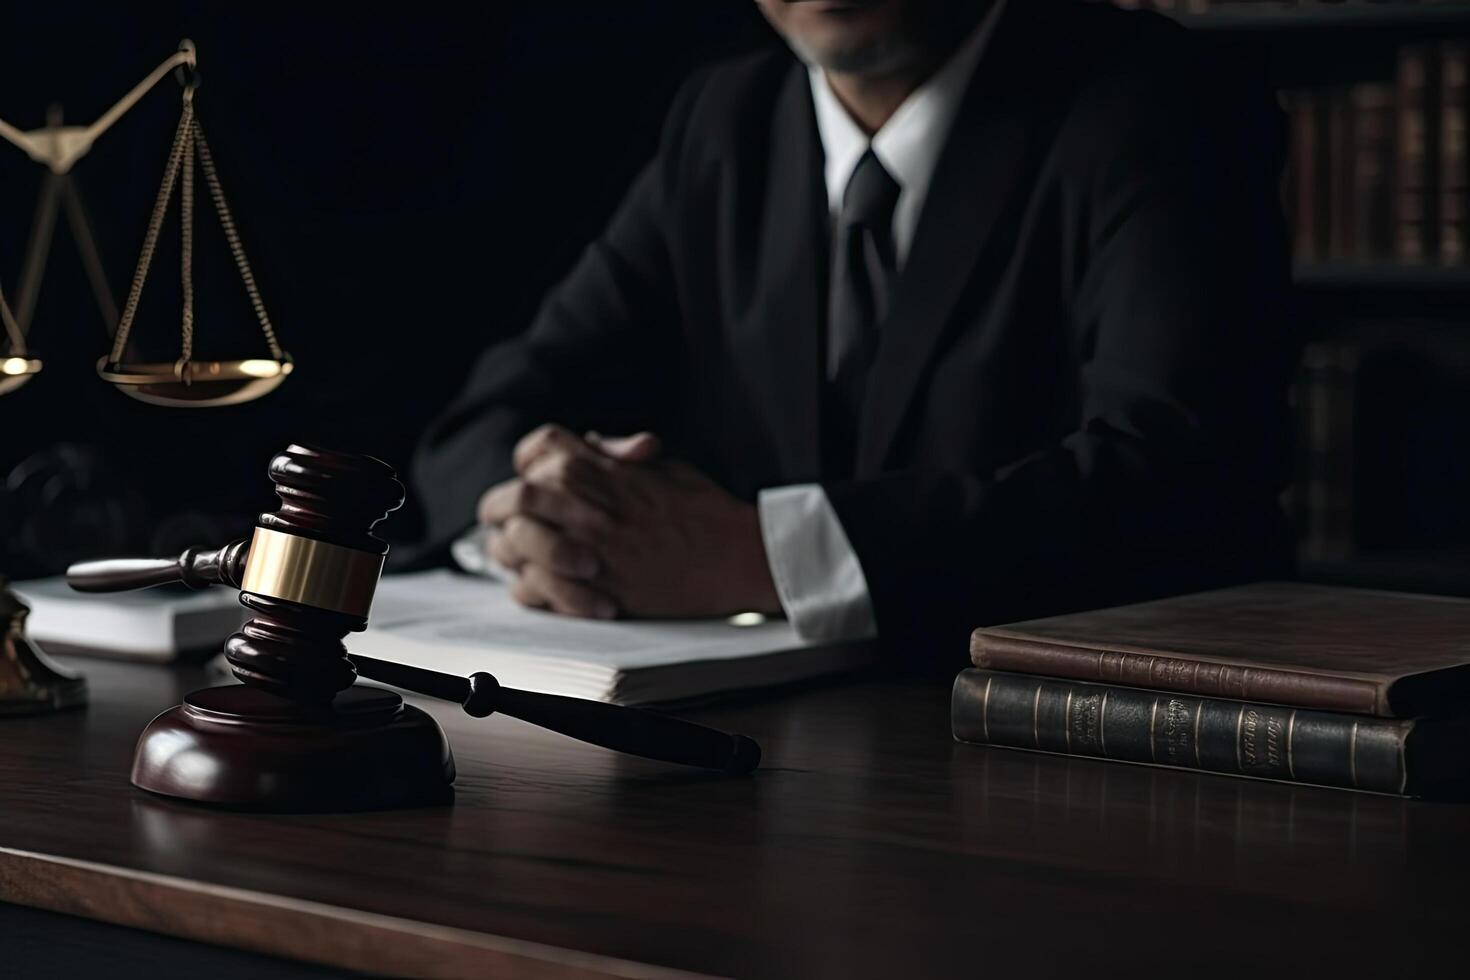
[1350,83,1395,261]
[1441,41,1468,264]
[1327,87,1355,260]
[1396,44,1441,264]
[971,582,1470,718]
[1282,89,1321,264]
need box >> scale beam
[0,43,196,174]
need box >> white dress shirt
[454,5,1003,640]
[756,3,1003,641]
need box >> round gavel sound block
[131,445,454,811]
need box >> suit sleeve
[824,65,1296,662]
[408,75,708,560]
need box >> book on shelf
[1281,41,1470,270]
[1352,83,1397,261]
[1441,41,1468,261]
[1282,89,1326,262]
[1327,84,1357,259]
[1396,44,1441,263]
[1105,5,1470,274]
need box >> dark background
[2,1,1469,595]
[0,2,772,573]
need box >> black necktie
[826,149,901,477]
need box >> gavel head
[224,445,404,705]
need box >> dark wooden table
[0,656,1465,978]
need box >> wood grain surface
[0,655,1466,977]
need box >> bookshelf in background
[1108,1,1470,595]
[1279,37,1465,269]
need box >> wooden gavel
[67,445,758,812]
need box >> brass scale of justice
[1,43,759,811]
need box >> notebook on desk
[18,569,872,702]
[348,570,874,705]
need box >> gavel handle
[348,654,761,774]
[66,538,250,593]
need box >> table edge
[0,845,713,980]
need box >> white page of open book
[351,570,860,703]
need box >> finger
[523,451,624,519]
[502,515,601,580]
[513,563,618,620]
[513,423,609,476]
[586,431,663,463]
[508,574,548,610]
[477,478,523,527]
[486,527,526,572]
[477,478,611,536]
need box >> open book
[350,570,874,704]
[16,569,872,703]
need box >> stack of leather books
[952,582,1470,797]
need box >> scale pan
[97,356,293,407]
[0,356,43,396]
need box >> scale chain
[195,120,283,361]
[180,107,196,365]
[110,100,193,365]
[110,99,282,368]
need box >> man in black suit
[413,0,1294,662]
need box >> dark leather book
[1441,41,1468,264]
[1349,83,1395,261]
[971,582,1470,717]
[1326,86,1355,260]
[1282,89,1323,264]
[952,669,1470,798]
[1396,44,1441,264]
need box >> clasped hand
[477,425,781,620]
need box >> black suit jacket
[412,0,1296,663]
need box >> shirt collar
[808,1,1005,215]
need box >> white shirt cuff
[757,484,877,643]
[450,525,516,580]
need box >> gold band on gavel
[239,527,384,619]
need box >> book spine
[952,670,1415,796]
[1349,83,1395,261]
[1282,90,1319,264]
[972,632,1384,716]
[1441,41,1468,264]
[1396,44,1441,264]
[1327,87,1355,260]
[1308,89,1334,262]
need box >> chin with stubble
[754,0,993,77]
